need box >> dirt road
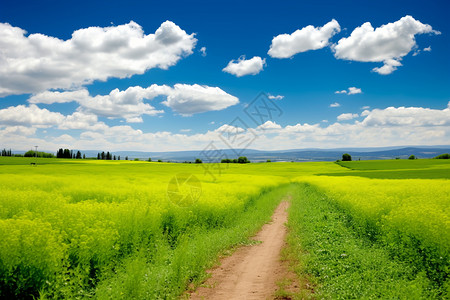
[190,201,291,299]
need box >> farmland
[0,157,449,299]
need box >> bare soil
[189,201,296,300]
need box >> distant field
[337,158,450,170]
[319,159,450,179]
[0,157,448,299]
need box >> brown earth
[189,200,299,300]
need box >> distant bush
[408,155,416,160]
[195,158,202,164]
[24,150,54,158]
[221,156,250,163]
[157,159,162,162]
[342,153,352,161]
[435,153,450,159]
[267,159,271,162]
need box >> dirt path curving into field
[189,200,293,300]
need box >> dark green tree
[408,155,416,160]
[342,153,352,161]
[63,149,71,159]
[76,151,82,159]
[195,158,202,164]
[237,156,250,163]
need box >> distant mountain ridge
[11,146,450,162]
[65,146,450,162]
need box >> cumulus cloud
[257,120,282,130]
[222,56,266,77]
[0,104,64,127]
[0,21,196,96]
[329,102,341,107]
[348,87,362,95]
[0,104,109,131]
[423,46,432,52]
[361,103,450,126]
[2,102,450,152]
[372,59,402,75]
[335,87,362,95]
[29,90,90,104]
[337,113,359,121]
[29,84,239,119]
[285,123,320,133]
[215,124,245,133]
[162,84,239,115]
[333,16,440,74]
[268,19,340,58]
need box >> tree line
[96,151,125,160]
[56,148,85,159]
[1,149,13,156]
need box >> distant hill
[12,146,450,162]
[75,146,450,162]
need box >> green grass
[286,183,445,299]
[337,158,450,170]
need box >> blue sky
[0,0,449,152]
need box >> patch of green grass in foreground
[285,183,443,299]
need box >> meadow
[0,157,448,298]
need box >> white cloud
[215,124,245,133]
[361,106,370,110]
[329,102,341,107]
[285,123,320,133]
[423,46,432,52]
[372,59,402,75]
[268,19,340,58]
[335,87,362,95]
[29,84,239,119]
[29,90,90,104]
[361,104,450,126]
[268,94,284,100]
[223,56,266,77]
[333,16,440,74]
[0,104,109,132]
[180,129,191,133]
[0,104,64,127]
[78,85,167,120]
[348,87,362,95]
[337,113,359,121]
[0,126,36,136]
[257,120,282,130]
[0,21,196,96]
[2,102,450,152]
[58,112,108,131]
[162,84,239,115]
[200,46,207,56]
